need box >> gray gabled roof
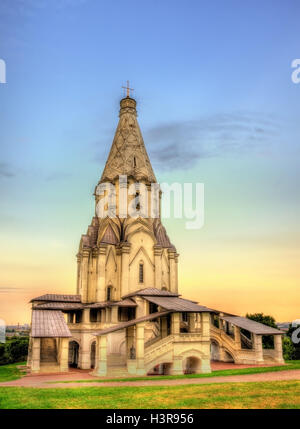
[221,316,284,335]
[30,294,81,303]
[31,310,71,338]
[33,302,84,310]
[122,287,180,299]
[144,296,214,313]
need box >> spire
[99,95,157,184]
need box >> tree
[246,313,277,349]
[282,336,295,361]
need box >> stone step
[107,366,128,377]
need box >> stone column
[274,335,284,363]
[101,309,106,323]
[161,316,168,338]
[119,242,131,298]
[79,334,91,369]
[81,249,90,303]
[201,358,211,373]
[234,325,241,347]
[201,312,210,338]
[111,306,119,324]
[89,248,98,302]
[76,254,81,295]
[136,323,146,375]
[27,338,33,367]
[82,308,90,324]
[170,356,183,375]
[93,335,107,376]
[59,338,69,372]
[168,249,176,293]
[171,313,180,335]
[188,313,196,333]
[31,338,41,373]
[154,245,163,289]
[253,334,264,363]
[135,296,147,318]
[105,308,111,323]
[96,245,107,302]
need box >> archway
[68,340,80,368]
[224,350,235,363]
[147,362,172,376]
[210,340,220,361]
[183,356,201,374]
[90,341,96,369]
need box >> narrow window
[139,263,144,283]
[133,157,136,167]
[135,191,140,211]
[107,286,112,301]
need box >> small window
[182,312,188,322]
[135,191,140,211]
[106,286,112,301]
[139,263,144,283]
[133,157,136,168]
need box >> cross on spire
[122,80,134,98]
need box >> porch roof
[144,296,215,313]
[30,294,81,303]
[122,287,180,299]
[221,315,284,335]
[31,310,72,338]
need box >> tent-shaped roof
[31,310,71,338]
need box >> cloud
[0,162,15,178]
[0,287,25,294]
[145,111,280,170]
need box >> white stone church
[27,94,284,376]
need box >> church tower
[76,94,178,304]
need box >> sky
[0,0,299,324]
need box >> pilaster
[31,338,41,373]
[96,244,107,302]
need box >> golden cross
[122,80,134,98]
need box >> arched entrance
[91,341,96,369]
[210,340,220,361]
[147,362,172,376]
[68,340,79,368]
[184,356,201,374]
[224,350,235,363]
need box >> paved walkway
[1,366,299,389]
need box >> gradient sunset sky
[0,0,299,324]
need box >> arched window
[106,285,113,301]
[139,263,144,283]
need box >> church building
[27,91,284,376]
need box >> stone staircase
[40,338,57,363]
[145,334,174,369]
[39,338,60,373]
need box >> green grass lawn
[0,362,26,382]
[0,380,299,409]
[53,360,300,384]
